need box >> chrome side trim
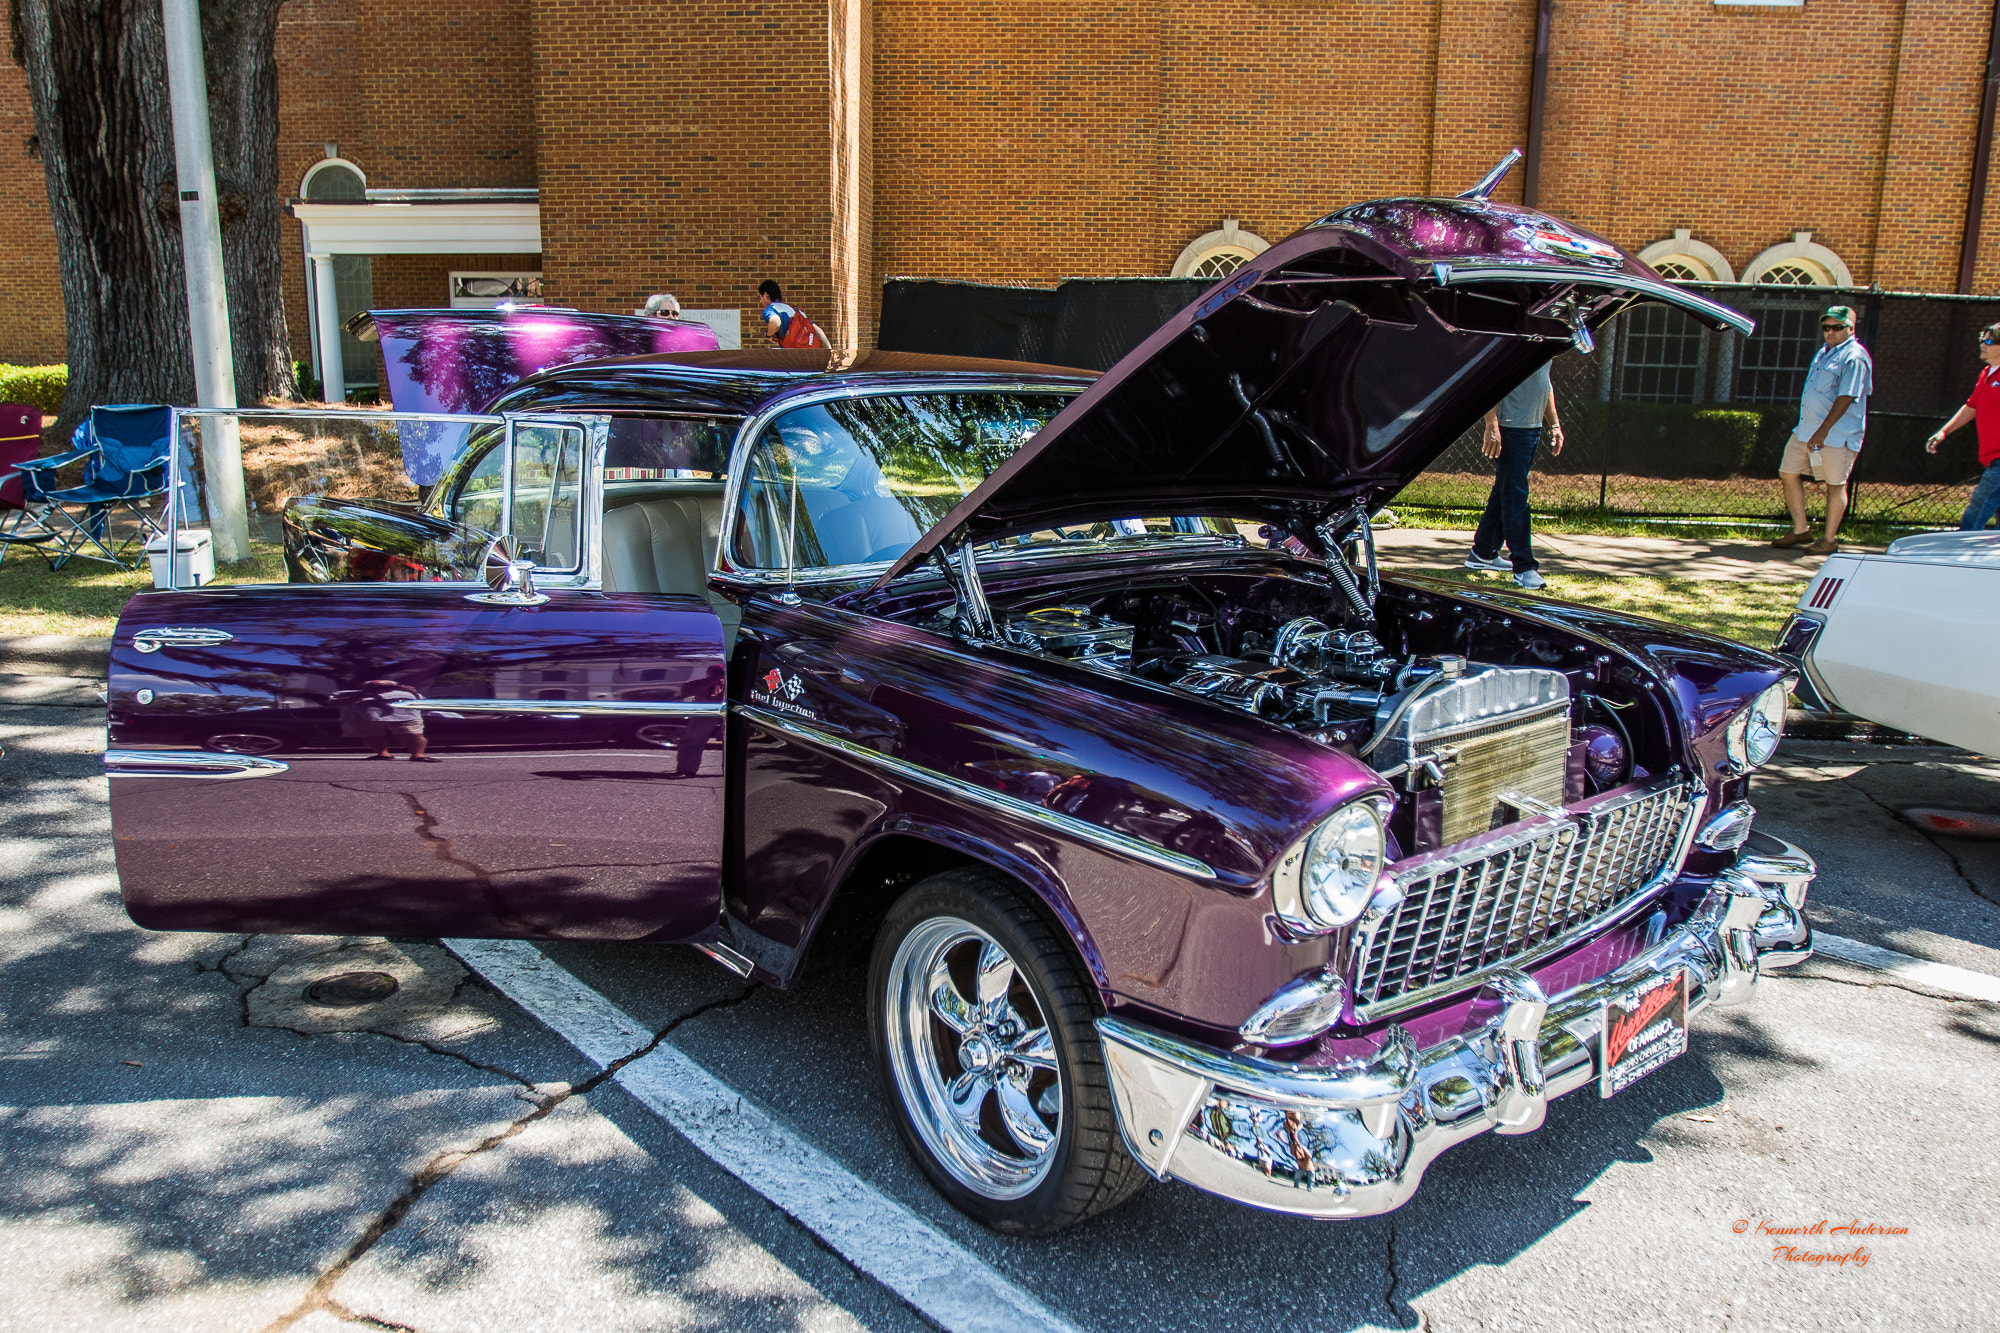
[401,699,726,716]
[737,703,1218,880]
[132,626,233,653]
[1438,262,1757,335]
[105,749,288,780]
[174,407,506,424]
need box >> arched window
[1636,229,1735,283]
[1170,220,1270,279]
[1742,231,1853,287]
[301,158,366,200]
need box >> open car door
[107,409,728,942]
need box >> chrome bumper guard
[1096,836,1816,1219]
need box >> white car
[1776,531,2000,754]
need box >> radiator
[1370,666,1573,845]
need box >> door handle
[132,626,234,654]
[104,749,288,780]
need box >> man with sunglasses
[1772,305,1873,555]
[1921,322,2000,530]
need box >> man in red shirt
[1924,320,2000,530]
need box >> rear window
[604,415,735,479]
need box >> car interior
[601,478,739,643]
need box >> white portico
[289,183,542,401]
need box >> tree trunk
[202,0,293,404]
[11,0,295,437]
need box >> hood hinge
[1315,504,1380,623]
[936,538,1001,643]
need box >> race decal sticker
[748,664,819,720]
[1599,970,1689,1098]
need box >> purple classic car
[109,185,1816,1236]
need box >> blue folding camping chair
[14,404,173,569]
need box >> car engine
[977,591,1590,852]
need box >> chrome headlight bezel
[1273,798,1389,935]
[1725,681,1789,771]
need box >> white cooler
[146,529,215,589]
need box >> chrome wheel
[883,916,1063,1199]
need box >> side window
[509,422,585,570]
[451,428,506,535]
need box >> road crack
[1838,769,1991,905]
[257,981,760,1333]
[359,1028,539,1092]
[1782,966,1986,1005]
[1383,1216,1429,1329]
[323,1296,428,1331]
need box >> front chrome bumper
[1096,836,1816,1219]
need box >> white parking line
[1813,932,2000,1003]
[445,937,1081,1333]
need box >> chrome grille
[1354,780,1698,1014]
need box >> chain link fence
[880,277,1995,530]
[1406,283,1995,529]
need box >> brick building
[5,0,2000,394]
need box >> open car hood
[358,307,720,416]
[878,196,1753,584]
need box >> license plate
[1599,970,1689,1098]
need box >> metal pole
[162,0,249,563]
[1958,0,2000,294]
[1521,0,1555,208]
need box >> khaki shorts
[1779,436,1856,485]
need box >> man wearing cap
[1772,305,1873,555]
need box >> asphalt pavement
[3,677,1998,1332]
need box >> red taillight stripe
[1808,577,1844,610]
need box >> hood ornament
[1458,148,1524,201]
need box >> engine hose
[1357,670,1454,760]
[1586,693,1635,761]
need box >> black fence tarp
[878,276,1996,529]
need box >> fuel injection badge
[751,666,817,719]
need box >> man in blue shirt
[1772,305,1873,556]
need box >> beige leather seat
[601,493,741,645]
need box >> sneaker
[1513,569,1546,590]
[1464,551,1510,571]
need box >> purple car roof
[488,347,1098,419]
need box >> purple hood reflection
[361,308,720,484]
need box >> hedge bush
[0,364,65,417]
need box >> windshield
[731,391,1239,571]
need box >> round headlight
[1299,803,1385,929]
[1726,682,1789,771]
[1745,681,1787,766]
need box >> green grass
[1398,471,1970,537]
[1390,504,1919,548]
[1414,566,1795,648]
[0,541,285,637]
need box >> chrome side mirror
[465,536,549,606]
